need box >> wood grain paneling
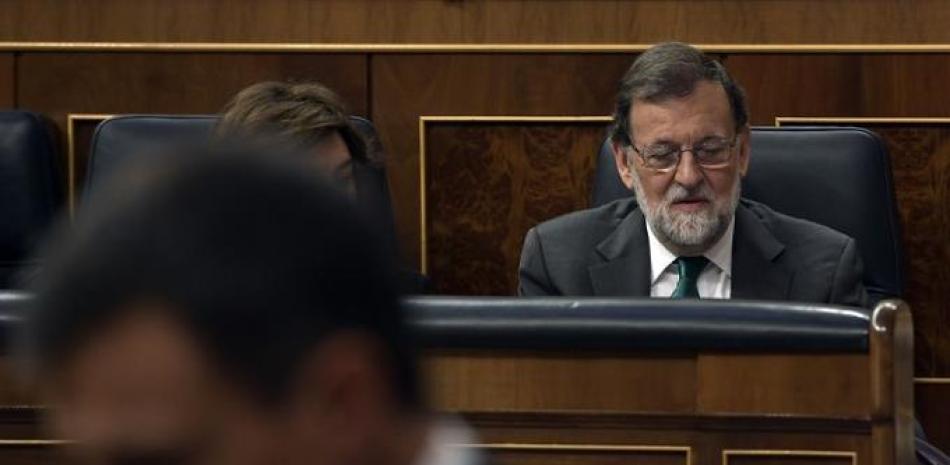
[16,52,367,130]
[423,350,695,413]
[917,382,950,456]
[727,54,950,124]
[1,1,950,44]
[709,435,869,465]
[882,125,950,376]
[424,120,605,295]
[372,54,633,267]
[486,447,687,465]
[723,451,854,465]
[696,354,870,417]
[725,55,865,125]
[0,54,13,108]
[861,55,950,116]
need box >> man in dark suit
[519,42,867,307]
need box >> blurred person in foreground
[21,147,477,465]
[217,80,424,293]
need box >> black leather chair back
[84,114,397,251]
[84,115,216,201]
[0,111,62,288]
[591,127,903,304]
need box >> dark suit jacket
[519,197,868,307]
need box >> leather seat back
[591,127,903,304]
[84,114,397,251]
[0,111,62,287]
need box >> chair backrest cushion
[84,115,217,201]
[84,114,399,256]
[0,111,62,287]
[590,126,903,303]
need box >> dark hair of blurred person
[216,81,376,196]
[20,146,459,465]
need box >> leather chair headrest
[591,127,903,305]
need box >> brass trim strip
[4,42,950,54]
[454,443,691,465]
[418,117,428,274]
[0,404,48,409]
[722,449,857,465]
[776,116,950,126]
[417,115,613,274]
[0,439,73,446]
[421,116,613,123]
[66,113,114,217]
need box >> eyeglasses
[628,135,739,172]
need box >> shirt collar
[705,218,734,278]
[645,216,735,284]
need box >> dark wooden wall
[1,0,950,44]
[0,0,947,452]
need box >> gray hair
[610,42,749,146]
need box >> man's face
[44,306,373,465]
[613,80,750,254]
[312,131,356,197]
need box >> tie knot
[671,256,709,299]
[675,256,709,279]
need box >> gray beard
[631,174,740,255]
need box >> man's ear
[287,332,392,450]
[612,141,636,189]
[737,125,752,177]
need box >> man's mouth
[670,197,710,212]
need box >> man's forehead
[633,81,729,112]
[630,81,733,137]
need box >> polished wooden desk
[416,299,915,465]
[0,298,915,465]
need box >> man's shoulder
[741,198,854,249]
[532,197,638,246]
[738,199,867,307]
[519,198,640,295]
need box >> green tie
[671,256,709,298]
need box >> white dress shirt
[646,218,734,299]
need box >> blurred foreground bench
[0,294,915,465]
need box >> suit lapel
[588,208,651,296]
[731,203,792,300]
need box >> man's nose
[673,151,704,188]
